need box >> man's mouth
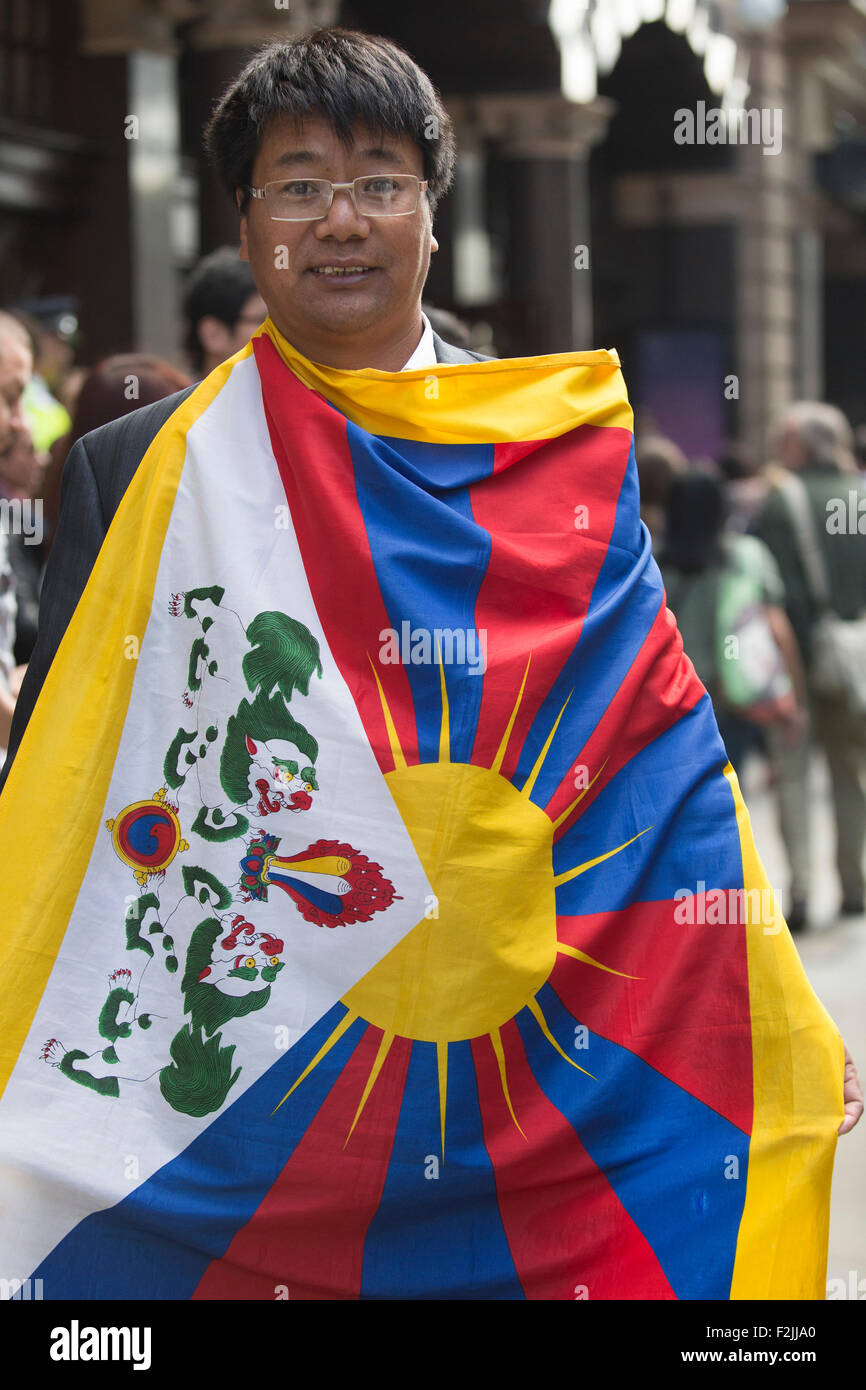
[309,265,377,282]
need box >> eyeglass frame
[244,174,429,222]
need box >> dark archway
[590,21,737,457]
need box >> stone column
[80,0,183,358]
[734,27,800,460]
[782,0,866,415]
[448,94,614,353]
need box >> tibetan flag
[0,320,843,1301]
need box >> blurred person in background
[0,312,34,754]
[421,303,498,358]
[422,302,473,349]
[0,426,47,673]
[757,401,866,921]
[182,246,267,380]
[660,470,810,929]
[716,440,767,535]
[635,433,686,551]
[11,311,73,454]
[41,354,192,558]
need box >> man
[182,246,268,379]
[757,401,866,920]
[0,29,858,1302]
[0,32,484,792]
[0,312,34,753]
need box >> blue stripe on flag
[347,426,493,765]
[360,1039,524,1299]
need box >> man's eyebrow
[271,145,410,169]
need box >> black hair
[182,247,258,372]
[202,27,456,217]
[662,471,727,574]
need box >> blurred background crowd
[1,0,865,938]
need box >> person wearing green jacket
[757,402,866,920]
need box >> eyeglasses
[246,174,428,221]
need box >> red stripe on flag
[191,1025,411,1300]
[254,335,419,772]
[471,1022,677,1299]
[468,426,631,778]
[554,900,753,1133]
[547,598,707,834]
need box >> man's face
[0,338,32,455]
[238,112,437,364]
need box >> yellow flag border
[725,765,843,1299]
[257,318,634,443]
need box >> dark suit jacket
[0,333,487,792]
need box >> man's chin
[289,298,392,339]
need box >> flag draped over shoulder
[0,320,843,1301]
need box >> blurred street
[743,753,866,1294]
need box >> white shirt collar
[400,312,436,371]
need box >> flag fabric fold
[0,319,842,1300]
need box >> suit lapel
[432,331,482,365]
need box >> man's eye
[361,177,398,195]
[279,181,317,197]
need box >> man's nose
[315,187,369,238]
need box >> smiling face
[238,111,438,371]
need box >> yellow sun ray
[551,757,609,832]
[553,826,653,887]
[367,653,407,771]
[556,942,642,979]
[437,645,450,764]
[490,653,532,775]
[345,1029,395,1146]
[437,1041,448,1162]
[527,997,596,1078]
[490,1027,526,1139]
[271,1010,358,1115]
[520,691,573,801]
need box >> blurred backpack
[714,535,795,723]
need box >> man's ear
[430,233,439,253]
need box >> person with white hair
[758,399,866,925]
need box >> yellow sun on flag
[272,654,649,1152]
